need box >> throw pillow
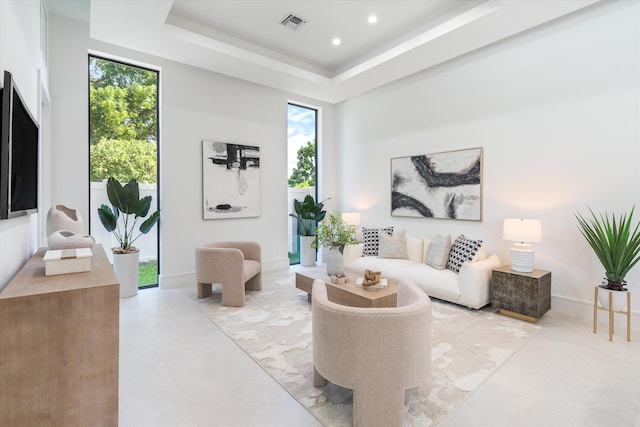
[378,229,408,259]
[406,237,424,263]
[446,234,483,274]
[362,226,394,256]
[424,234,452,270]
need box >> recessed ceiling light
[368,15,378,24]
[332,38,341,46]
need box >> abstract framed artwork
[202,140,260,219]
[391,147,482,221]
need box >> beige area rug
[197,268,540,426]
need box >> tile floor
[119,268,640,427]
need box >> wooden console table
[0,244,120,425]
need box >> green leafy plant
[97,177,160,253]
[289,195,328,236]
[313,210,357,251]
[576,206,640,291]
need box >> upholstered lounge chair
[312,278,432,427]
[195,241,262,307]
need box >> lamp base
[510,244,535,273]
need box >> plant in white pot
[314,210,358,276]
[576,206,640,310]
[97,177,160,298]
[289,195,328,266]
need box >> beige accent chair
[312,279,432,427]
[195,241,262,307]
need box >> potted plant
[97,177,160,297]
[576,206,640,310]
[289,195,328,266]
[314,210,358,276]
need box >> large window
[287,103,318,265]
[88,56,160,287]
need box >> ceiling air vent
[281,14,306,30]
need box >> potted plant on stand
[576,206,640,310]
[98,177,160,298]
[314,210,358,276]
[289,195,328,266]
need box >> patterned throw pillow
[362,226,394,256]
[446,234,483,273]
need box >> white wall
[336,0,640,320]
[0,0,47,289]
[48,13,337,288]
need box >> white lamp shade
[503,219,542,243]
[341,212,361,226]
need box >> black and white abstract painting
[391,147,482,221]
[202,140,260,219]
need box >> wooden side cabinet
[491,265,551,323]
[0,244,119,426]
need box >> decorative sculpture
[362,269,382,286]
[46,204,95,250]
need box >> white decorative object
[46,204,83,235]
[326,246,344,276]
[299,236,316,266]
[46,204,95,250]
[113,250,140,298]
[503,218,542,273]
[43,248,93,276]
[48,230,96,249]
[356,278,388,289]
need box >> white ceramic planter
[597,287,628,312]
[113,250,139,298]
[300,236,316,266]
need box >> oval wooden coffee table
[295,267,398,308]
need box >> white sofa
[343,236,501,309]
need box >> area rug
[196,268,540,426]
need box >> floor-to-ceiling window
[88,55,160,287]
[287,103,317,265]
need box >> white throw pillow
[406,237,424,263]
[378,229,408,259]
[423,234,452,270]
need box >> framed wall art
[391,147,482,221]
[202,140,260,219]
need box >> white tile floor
[119,269,640,427]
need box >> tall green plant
[576,206,640,290]
[97,177,160,252]
[289,195,328,236]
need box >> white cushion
[406,238,424,263]
[378,229,408,259]
[471,243,487,261]
[423,234,451,270]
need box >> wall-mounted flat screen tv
[0,70,39,219]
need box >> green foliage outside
[89,57,158,184]
[288,141,316,188]
[90,139,157,183]
[139,260,158,286]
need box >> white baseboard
[551,293,639,332]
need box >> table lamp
[341,212,361,226]
[503,218,542,273]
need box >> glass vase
[326,246,344,276]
